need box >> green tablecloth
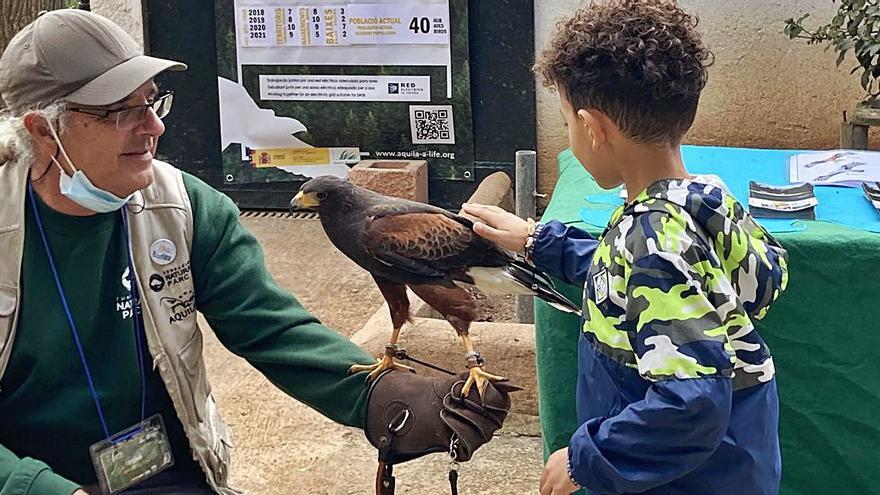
[535,149,880,495]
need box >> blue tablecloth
[577,145,880,234]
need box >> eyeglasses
[69,91,174,130]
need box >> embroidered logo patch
[592,268,609,304]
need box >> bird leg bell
[460,334,506,399]
[350,327,416,380]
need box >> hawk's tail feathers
[505,260,583,317]
[463,262,582,317]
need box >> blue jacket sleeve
[568,377,732,494]
[530,220,598,287]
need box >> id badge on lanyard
[89,414,174,494]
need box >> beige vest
[0,158,238,494]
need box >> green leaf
[781,0,880,91]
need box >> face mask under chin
[44,117,133,213]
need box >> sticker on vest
[89,414,174,494]
[593,268,609,304]
[150,239,177,266]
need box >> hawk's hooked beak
[291,191,320,211]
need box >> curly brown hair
[535,0,712,145]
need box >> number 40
[409,16,430,34]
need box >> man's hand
[461,203,532,254]
[365,370,521,464]
[540,447,580,495]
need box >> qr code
[409,105,455,145]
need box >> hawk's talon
[461,366,506,399]
[350,354,416,381]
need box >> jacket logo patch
[593,268,609,304]
[161,291,195,324]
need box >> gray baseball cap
[0,9,186,114]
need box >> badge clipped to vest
[89,414,174,494]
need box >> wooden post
[457,171,513,220]
[515,150,537,324]
[841,122,869,149]
[842,104,880,149]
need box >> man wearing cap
[0,9,517,495]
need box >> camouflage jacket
[533,176,788,495]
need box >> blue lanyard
[27,184,147,440]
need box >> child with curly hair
[463,1,790,494]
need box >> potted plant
[785,1,880,106]
[785,0,880,147]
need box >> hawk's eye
[317,192,328,201]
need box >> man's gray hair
[0,101,68,167]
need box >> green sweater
[0,173,374,494]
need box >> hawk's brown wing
[362,210,504,279]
